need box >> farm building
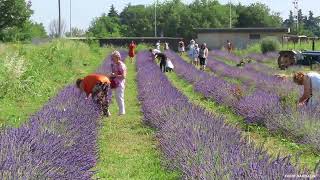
[195,28,290,49]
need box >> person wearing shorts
[199,43,209,71]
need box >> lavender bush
[265,104,320,152]
[246,52,278,63]
[206,55,300,105]
[136,51,308,179]
[211,50,241,63]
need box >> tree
[298,9,305,23]
[88,0,284,38]
[0,21,47,42]
[305,11,317,30]
[108,4,118,18]
[87,14,122,37]
[235,3,282,27]
[0,0,33,31]
[49,19,66,38]
[119,5,153,37]
[283,11,295,28]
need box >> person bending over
[76,74,111,116]
[155,52,168,73]
[293,71,320,107]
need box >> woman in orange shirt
[76,74,111,116]
[128,41,136,63]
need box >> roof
[195,28,290,33]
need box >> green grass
[165,70,320,171]
[94,56,180,179]
[0,40,111,128]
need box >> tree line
[87,0,320,38]
[283,10,320,36]
[0,0,319,42]
[87,1,283,38]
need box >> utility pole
[70,0,72,37]
[229,0,232,28]
[58,0,61,37]
[154,0,157,37]
[293,0,299,33]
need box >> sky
[29,0,320,33]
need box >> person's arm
[298,77,311,105]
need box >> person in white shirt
[178,40,185,56]
[293,71,320,107]
[164,42,169,50]
[166,58,174,72]
[155,40,161,51]
[149,48,161,61]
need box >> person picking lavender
[76,74,111,116]
[293,71,320,107]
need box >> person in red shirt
[76,74,111,116]
[128,41,136,63]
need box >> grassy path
[165,70,320,171]
[95,57,180,179]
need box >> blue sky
[29,0,320,32]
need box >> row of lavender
[0,86,100,178]
[166,50,320,153]
[211,50,278,63]
[206,55,299,100]
[0,52,127,179]
[136,51,305,178]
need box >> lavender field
[1,46,319,179]
[136,51,313,178]
[2,0,320,178]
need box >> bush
[260,37,280,54]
